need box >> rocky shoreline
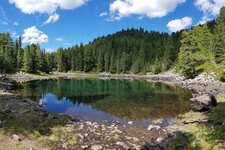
[0,72,225,149]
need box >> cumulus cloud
[56,37,63,42]
[59,0,86,10]
[109,0,186,20]
[167,17,192,32]
[8,0,87,24]
[43,13,59,25]
[194,0,225,16]
[22,26,48,44]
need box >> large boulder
[192,94,217,111]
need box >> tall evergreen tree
[17,36,23,70]
[214,6,225,63]
[23,46,32,72]
[57,48,64,72]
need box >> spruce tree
[17,36,23,70]
[57,48,64,72]
[23,46,32,72]
[214,6,225,63]
[109,53,116,73]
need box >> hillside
[0,7,225,81]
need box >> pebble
[132,137,139,142]
[156,137,163,143]
[62,143,68,149]
[147,125,160,131]
[81,145,89,149]
[116,141,128,148]
[128,121,133,125]
[91,145,103,150]
[147,125,154,131]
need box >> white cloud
[22,26,48,44]
[198,16,211,24]
[167,17,192,32]
[56,37,63,42]
[8,0,87,24]
[9,0,87,14]
[109,0,186,20]
[59,0,86,10]
[194,0,225,16]
[13,21,19,26]
[43,13,59,25]
[100,12,107,17]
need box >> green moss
[209,103,225,123]
[169,124,224,150]
[180,111,206,122]
[49,126,77,145]
[216,94,225,103]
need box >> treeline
[55,29,181,74]
[0,28,182,74]
[0,34,52,73]
[176,6,225,80]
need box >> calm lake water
[15,78,192,126]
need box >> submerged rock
[128,121,133,125]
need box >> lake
[14,78,192,127]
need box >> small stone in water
[128,121,133,125]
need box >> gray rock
[192,94,217,111]
[12,134,21,141]
[147,125,160,131]
[62,143,68,149]
[91,145,102,150]
[156,137,163,143]
[81,145,89,149]
[116,141,128,149]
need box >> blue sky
[0,0,224,52]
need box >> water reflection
[15,79,192,124]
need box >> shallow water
[14,78,192,126]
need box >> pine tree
[214,6,225,64]
[121,52,129,73]
[57,48,64,72]
[23,46,32,72]
[3,32,14,72]
[97,50,104,72]
[17,36,23,70]
[109,53,116,73]
[138,47,145,72]
[36,44,44,71]
[104,51,110,72]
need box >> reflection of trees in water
[16,79,192,119]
